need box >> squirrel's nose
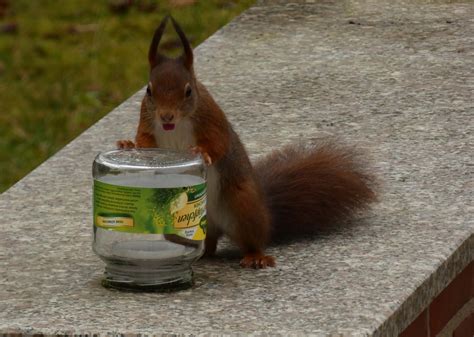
[160,113,174,123]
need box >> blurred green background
[0,0,254,193]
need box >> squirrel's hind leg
[240,253,275,269]
[225,179,275,269]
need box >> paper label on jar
[93,180,206,240]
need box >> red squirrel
[117,16,376,268]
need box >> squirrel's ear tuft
[148,15,169,69]
[170,16,193,70]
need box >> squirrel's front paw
[240,253,276,269]
[190,146,212,166]
[117,140,136,149]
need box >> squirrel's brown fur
[254,142,376,239]
[117,16,377,268]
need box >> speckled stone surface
[1,0,473,336]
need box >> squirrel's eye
[185,85,192,98]
[146,85,152,96]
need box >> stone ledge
[1,0,473,336]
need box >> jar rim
[94,148,203,171]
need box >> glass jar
[92,149,207,291]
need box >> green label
[93,180,207,240]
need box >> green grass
[0,0,254,193]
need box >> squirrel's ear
[148,16,169,69]
[170,16,193,70]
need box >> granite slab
[0,0,473,336]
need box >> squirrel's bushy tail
[254,141,376,239]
